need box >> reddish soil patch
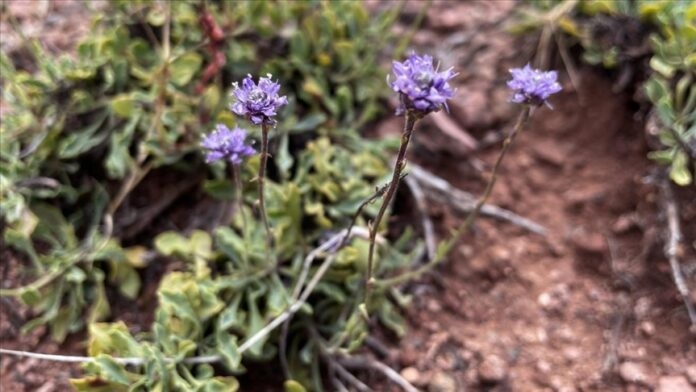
[392,69,695,391]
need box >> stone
[569,230,607,255]
[478,354,507,383]
[612,213,638,234]
[619,362,650,385]
[685,365,696,385]
[532,140,566,167]
[538,284,570,314]
[656,376,694,392]
[400,366,424,386]
[428,371,458,392]
[639,321,655,336]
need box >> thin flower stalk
[230,74,288,259]
[365,112,417,304]
[364,53,456,308]
[258,123,272,252]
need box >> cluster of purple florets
[202,55,562,165]
[231,74,289,126]
[201,74,287,165]
[389,54,456,116]
[506,64,562,107]
[201,124,256,165]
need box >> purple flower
[201,124,256,165]
[389,53,456,116]
[231,74,288,125]
[507,64,562,107]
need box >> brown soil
[2,1,695,392]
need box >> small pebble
[428,371,457,392]
[400,366,424,386]
[619,362,650,385]
[685,364,696,385]
[656,376,694,392]
[478,354,507,383]
[639,321,655,336]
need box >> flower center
[414,71,432,88]
[248,89,267,104]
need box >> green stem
[377,106,532,288]
[364,112,418,307]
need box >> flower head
[201,124,256,165]
[507,64,562,107]
[231,74,288,125]
[389,53,456,116]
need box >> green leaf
[154,231,188,256]
[19,288,42,306]
[105,111,140,179]
[190,230,213,260]
[110,94,136,118]
[670,151,693,185]
[216,332,242,371]
[203,179,235,201]
[291,113,327,132]
[203,377,240,392]
[284,380,308,392]
[57,110,109,158]
[88,322,143,357]
[70,376,128,392]
[170,53,202,86]
[147,7,166,26]
[93,355,131,385]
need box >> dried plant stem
[365,112,417,306]
[660,173,696,327]
[407,163,547,234]
[0,348,218,366]
[339,355,419,392]
[258,123,273,258]
[377,107,532,288]
[404,173,437,260]
[238,228,365,353]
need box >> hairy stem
[364,112,417,307]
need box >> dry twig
[408,163,547,235]
[660,174,696,328]
[339,355,419,392]
[404,174,437,260]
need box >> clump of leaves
[515,0,696,185]
[641,1,696,185]
[1,1,423,390]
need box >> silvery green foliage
[1,1,416,390]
